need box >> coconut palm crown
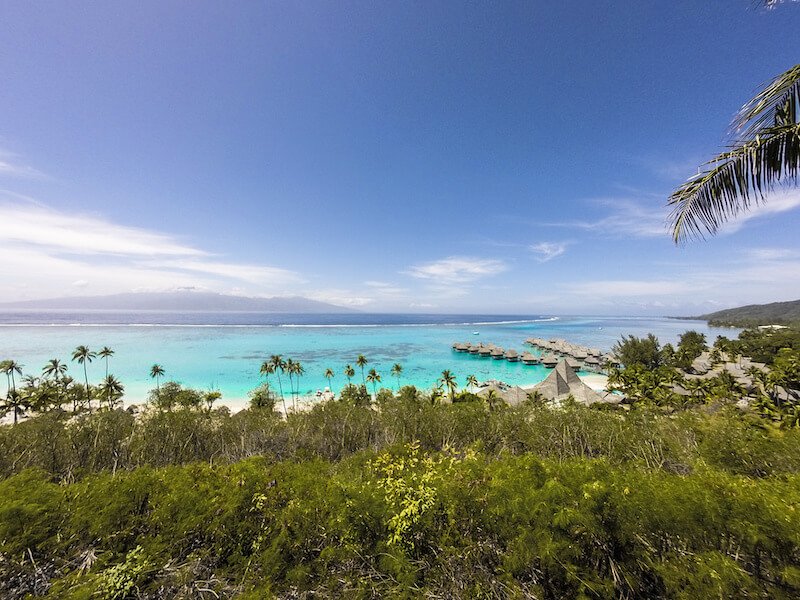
[150,364,165,394]
[98,346,115,378]
[668,64,800,242]
[390,363,403,390]
[71,346,96,405]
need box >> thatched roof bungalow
[531,360,621,406]
[541,353,559,368]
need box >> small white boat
[472,331,480,335]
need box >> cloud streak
[405,256,507,284]
[0,202,302,300]
[548,188,800,241]
[0,203,207,257]
[0,150,45,179]
[529,241,568,262]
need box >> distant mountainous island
[688,299,800,328]
[0,291,354,313]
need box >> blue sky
[1,1,800,314]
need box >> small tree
[612,334,662,370]
[248,383,276,411]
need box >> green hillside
[695,299,800,327]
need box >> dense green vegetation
[2,328,800,598]
[691,299,800,328]
[2,400,800,598]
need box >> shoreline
[1,372,611,425]
[120,372,611,414]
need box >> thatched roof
[477,383,529,407]
[531,360,618,406]
[541,353,558,365]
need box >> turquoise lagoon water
[0,312,738,405]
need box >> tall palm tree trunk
[276,372,287,415]
[83,363,90,412]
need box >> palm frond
[735,64,800,138]
[668,122,800,242]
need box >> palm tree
[150,364,165,395]
[440,369,457,401]
[324,368,335,392]
[42,359,67,385]
[284,358,296,409]
[390,363,403,390]
[100,375,124,409]
[2,390,28,425]
[260,360,275,387]
[293,361,305,409]
[668,63,800,242]
[484,389,502,412]
[466,374,479,390]
[0,360,11,396]
[98,347,115,378]
[270,354,288,415]
[344,364,355,386]
[356,354,368,386]
[71,346,96,408]
[366,368,381,397]
[3,360,22,395]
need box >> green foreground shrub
[1,448,799,599]
[2,400,800,597]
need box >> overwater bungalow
[504,349,519,362]
[541,353,558,368]
[469,344,482,354]
[602,353,619,367]
[583,355,600,371]
[490,347,505,359]
[521,352,538,365]
[478,345,493,357]
[566,357,582,371]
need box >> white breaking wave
[0,317,560,328]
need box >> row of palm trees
[259,355,307,414]
[1,346,125,422]
[258,354,409,409]
[437,370,480,402]
[256,353,485,407]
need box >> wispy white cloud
[550,188,800,242]
[717,189,800,234]
[0,202,303,300]
[138,258,301,286]
[363,280,409,296]
[308,289,375,307]
[742,247,799,261]
[529,241,568,262]
[556,245,800,313]
[549,199,668,238]
[404,256,507,284]
[0,150,45,179]
[566,279,697,297]
[0,203,206,257]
